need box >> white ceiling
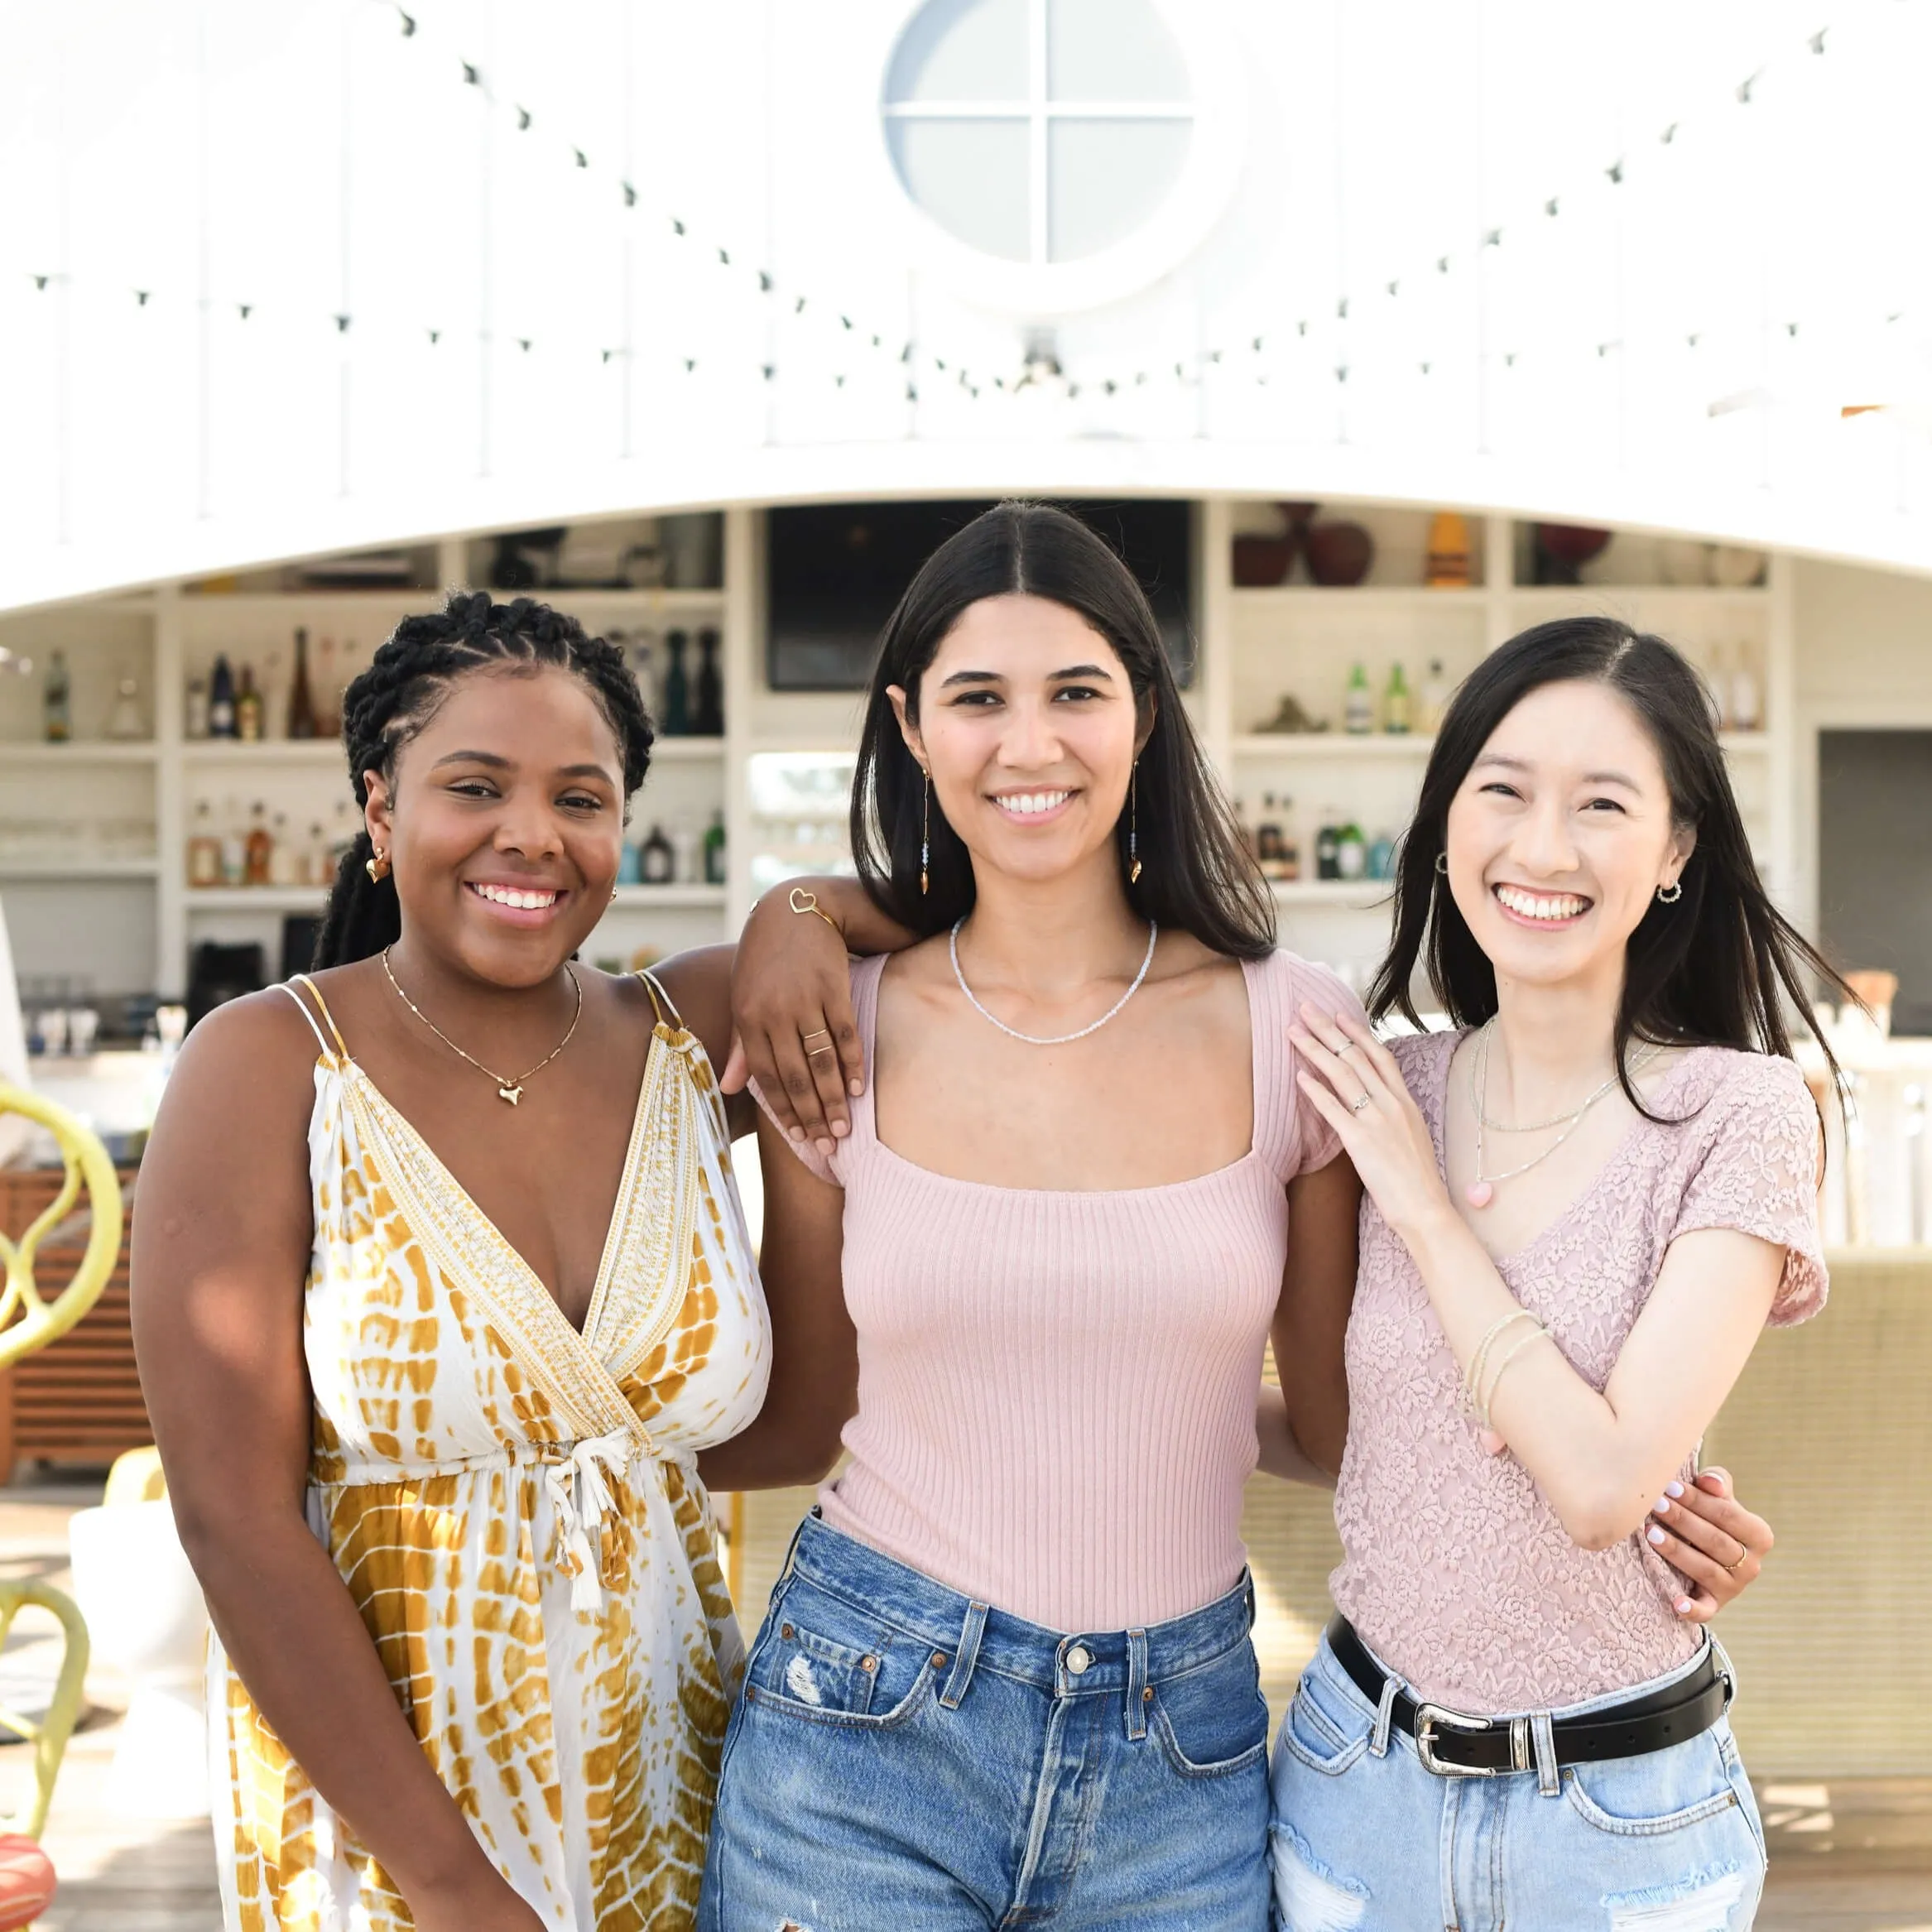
[2,0,1928,609]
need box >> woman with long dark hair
[697,514,1777,1930]
[132,594,894,1932]
[1271,617,1838,1930]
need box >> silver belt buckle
[1414,1704,1531,1778]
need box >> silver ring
[1351,1093,1372,1113]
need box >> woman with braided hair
[133,592,891,1932]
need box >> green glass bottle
[1384,662,1412,734]
[1344,661,1374,735]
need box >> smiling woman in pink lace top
[1275,617,1846,1932]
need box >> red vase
[1305,521,1375,587]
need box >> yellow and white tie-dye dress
[213,971,771,1932]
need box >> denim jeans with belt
[1269,1627,1768,1932]
[699,1513,1271,1931]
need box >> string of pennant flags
[8,2,1911,415]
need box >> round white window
[879,0,1237,312]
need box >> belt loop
[1531,1709,1560,1795]
[939,1600,988,1711]
[1125,1629,1150,1742]
[774,1508,813,1590]
[1370,1673,1399,1759]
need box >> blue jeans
[699,1513,1272,1930]
[1269,1629,1767,1931]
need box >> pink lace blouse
[1330,1031,1828,1713]
[757,947,1351,1632]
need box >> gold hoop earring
[920,770,930,896]
[365,848,390,883]
[1128,763,1142,884]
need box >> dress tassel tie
[544,1430,637,1616]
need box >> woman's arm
[1254,1386,1338,1488]
[1291,1008,1785,1552]
[131,995,541,1932]
[722,877,917,1151]
[696,1108,857,1492]
[1266,1153,1362,1480]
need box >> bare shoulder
[647,944,736,1070]
[163,984,334,1117]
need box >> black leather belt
[1324,1616,1732,1778]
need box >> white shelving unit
[0,501,1791,999]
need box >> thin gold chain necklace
[1464,1021,1658,1209]
[382,946,583,1106]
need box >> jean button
[1065,1645,1092,1676]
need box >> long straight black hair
[1367,615,1849,1108]
[850,501,1276,959]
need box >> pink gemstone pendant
[1464,1180,1495,1209]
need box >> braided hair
[313,591,653,968]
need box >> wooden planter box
[0,1167,148,1483]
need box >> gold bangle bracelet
[1464,1308,1540,1415]
[788,886,843,938]
[1478,1324,1553,1432]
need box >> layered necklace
[949,917,1158,1046]
[382,947,583,1105]
[1463,1021,1660,1209]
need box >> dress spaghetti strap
[281,975,351,1061]
[637,968,685,1031]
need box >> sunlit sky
[2,0,1928,604]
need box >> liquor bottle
[661,631,690,736]
[703,810,727,886]
[42,651,70,742]
[236,665,264,742]
[1278,801,1301,881]
[315,637,339,736]
[1343,662,1374,735]
[1420,658,1451,735]
[244,801,273,885]
[1256,795,1284,879]
[1367,831,1397,881]
[186,800,223,887]
[328,799,358,873]
[287,628,319,739]
[670,816,700,886]
[693,627,724,736]
[209,655,238,738]
[304,821,331,887]
[185,675,211,740]
[1383,663,1412,734]
[626,631,661,723]
[640,824,675,885]
[1335,819,1367,881]
[219,799,248,886]
[107,672,146,740]
[1233,798,1257,863]
[1315,814,1342,882]
[267,811,298,887]
[339,637,366,717]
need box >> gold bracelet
[1464,1309,1540,1415]
[788,886,843,938]
[1478,1324,1553,1432]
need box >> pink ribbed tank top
[761,947,1350,1632]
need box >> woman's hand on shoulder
[1647,1465,1775,1622]
[719,882,867,1156]
[1288,1005,1455,1248]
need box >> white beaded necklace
[949,917,1159,1047]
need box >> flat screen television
[766,498,1194,690]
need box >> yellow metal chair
[0,1083,123,1841]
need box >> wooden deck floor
[0,1479,1925,1930]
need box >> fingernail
[1675,1597,1694,1615]
[815,1138,834,1157]
[849,1079,863,1095]
[1653,1497,1671,1514]
[789,1126,805,1141]
[1665,1481,1684,1499]
[1646,1526,1667,1545]
[831,1120,849,1137]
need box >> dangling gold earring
[365,847,390,882]
[1128,762,1142,884]
[920,769,931,896]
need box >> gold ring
[806,1045,836,1059]
[1727,1545,1751,1575]
[801,1029,832,1045]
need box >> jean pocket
[1276,1661,1372,1777]
[1150,1637,1271,1779]
[743,1584,937,1730]
[1564,1733,1745,1838]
